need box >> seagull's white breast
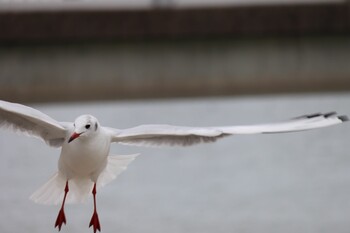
[58,130,111,180]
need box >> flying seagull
[0,100,347,232]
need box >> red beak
[68,132,81,143]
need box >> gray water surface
[0,94,350,233]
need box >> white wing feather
[0,100,68,147]
[107,112,348,147]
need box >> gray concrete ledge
[1,36,350,103]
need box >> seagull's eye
[85,124,91,129]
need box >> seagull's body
[59,116,110,181]
[56,118,111,231]
[0,99,348,232]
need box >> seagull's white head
[68,115,100,143]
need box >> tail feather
[30,153,139,205]
[67,179,93,204]
[97,153,139,188]
[30,172,66,205]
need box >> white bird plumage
[0,99,348,232]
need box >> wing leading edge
[108,112,348,147]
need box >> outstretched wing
[107,112,348,147]
[0,100,68,147]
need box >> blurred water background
[0,94,349,233]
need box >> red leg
[55,181,69,231]
[89,183,101,233]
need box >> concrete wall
[0,3,349,102]
[1,36,349,102]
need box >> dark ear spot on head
[95,122,98,131]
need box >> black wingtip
[293,113,320,120]
[324,112,337,118]
[338,115,349,122]
[294,112,347,121]
[306,113,322,118]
